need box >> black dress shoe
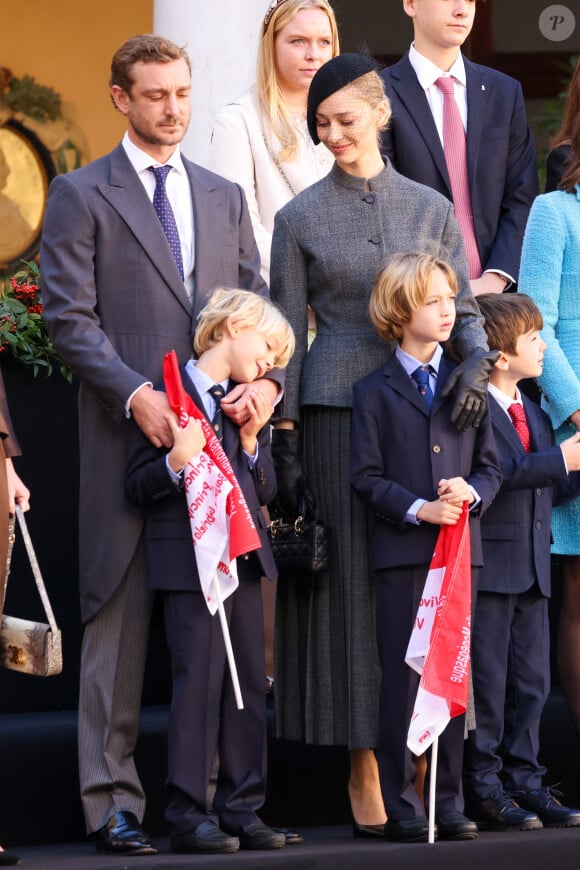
[516,786,580,828]
[0,850,20,866]
[272,826,304,844]
[384,816,431,843]
[222,821,286,850]
[467,789,542,832]
[437,811,478,841]
[353,820,385,838]
[96,811,157,855]
[170,821,240,854]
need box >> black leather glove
[270,428,306,521]
[441,348,500,431]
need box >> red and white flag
[405,504,472,755]
[163,350,261,614]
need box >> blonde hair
[335,71,391,141]
[369,252,458,343]
[194,288,295,369]
[257,0,340,161]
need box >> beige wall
[2,0,153,163]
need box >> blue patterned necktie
[209,384,226,441]
[148,165,184,280]
[412,365,434,410]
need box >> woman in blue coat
[518,111,580,757]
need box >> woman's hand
[6,458,30,512]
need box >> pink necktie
[508,402,531,453]
[435,76,482,279]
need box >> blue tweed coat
[519,184,580,553]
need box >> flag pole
[212,573,244,710]
[428,736,438,844]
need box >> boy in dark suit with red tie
[463,293,580,831]
[350,252,502,843]
[125,289,295,855]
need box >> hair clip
[263,0,291,31]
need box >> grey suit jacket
[40,144,265,621]
[270,160,487,422]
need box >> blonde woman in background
[209,1,340,810]
[209,0,339,284]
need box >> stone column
[154,0,268,167]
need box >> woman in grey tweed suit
[270,54,493,834]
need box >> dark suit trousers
[163,558,267,834]
[464,587,549,801]
[375,564,470,820]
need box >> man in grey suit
[40,34,274,856]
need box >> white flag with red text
[406,504,472,755]
[163,351,261,615]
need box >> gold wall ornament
[0,119,55,272]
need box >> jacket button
[244,554,249,560]
[432,444,441,453]
[536,488,542,496]
[369,237,381,245]
[535,521,542,530]
[363,193,376,204]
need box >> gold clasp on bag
[268,514,304,538]
[7,645,25,666]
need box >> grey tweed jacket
[270,160,487,422]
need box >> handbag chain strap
[260,131,297,196]
[14,506,59,634]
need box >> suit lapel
[388,54,451,197]
[184,161,228,323]
[522,394,546,453]
[489,394,526,454]
[182,366,238,457]
[182,366,208,421]
[383,354,431,417]
[464,60,487,191]
[97,145,191,316]
[432,356,454,414]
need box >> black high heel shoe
[0,849,20,866]
[352,820,385,839]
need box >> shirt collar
[409,43,467,91]
[488,381,522,413]
[185,359,228,395]
[121,131,185,176]
[395,342,443,378]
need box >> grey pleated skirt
[274,405,381,748]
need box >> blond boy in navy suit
[351,252,502,843]
[125,290,294,855]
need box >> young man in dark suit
[125,289,295,854]
[463,293,580,830]
[351,252,502,843]
[381,0,538,296]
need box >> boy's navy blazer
[125,367,278,590]
[480,393,580,597]
[350,353,502,571]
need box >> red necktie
[508,402,530,453]
[435,76,482,280]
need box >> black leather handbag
[267,496,330,576]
